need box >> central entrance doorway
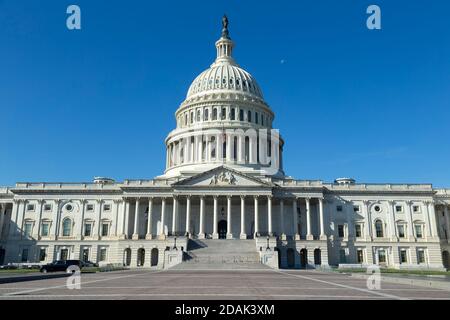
[218,220,227,239]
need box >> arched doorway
[124,248,131,266]
[218,220,227,239]
[442,251,449,269]
[151,248,159,267]
[314,249,321,265]
[300,249,307,269]
[137,248,145,267]
[287,248,295,268]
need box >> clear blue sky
[1,0,449,187]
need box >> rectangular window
[84,223,92,237]
[44,204,52,211]
[417,250,425,263]
[357,249,364,263]
[103,204,111,211]
[24,222,33,237]
[21,249,29,262]
[239,109,244,121]
[247,110,252,122]
[413,205,420,213]
[230,108,235,120]
[101,223,109,237]
[336,205,343,212]
[339,249,346,263]
[355,224,362,238]
[395,205,403,213]
[221,108,226,120]
[400,250,407,263]
[41,223,50,236]
[397,225,405,238]
[87,204,94,211]
[378,250,386,264]
[338,225,345,238]
[39,248,46,261]
[82,248,90,262]
[353,205,360,213]
[415,224,423,238]
[26,204,35,211]
[99,248,107,262]
[255,112,259,124]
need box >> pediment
[172,166,273,188]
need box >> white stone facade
[0,18,449,270]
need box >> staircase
[171,239,269,270]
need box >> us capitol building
[1,17,449,270]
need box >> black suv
[40,260,83,273]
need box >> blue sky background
[1,0,449,186]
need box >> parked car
[81,260,98,267]
[40,260,83,273]
[0,264,18,270]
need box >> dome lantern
[213,15,236,67]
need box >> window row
[336,204,422,214]
[351,248,428,264]
[178,106,271,128]
[22,219,112,237]
[337,221,425,239]
[26,203,113,212]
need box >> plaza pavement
[0,268,449,300]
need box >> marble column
[240,195,246,239]
[113,199,120,236]
[363,200,372,241]
[293,197,299,240]
[425,201,438,239]
[172,196,178,236]
[267,196,273,236]
[388,201,398,241]
[405,201,415,241]
[185,196,191,237]
[146,198,153,239]
[198,196,205,239]
[121,200,129,239]
[280,199,285,239]
[78,200,86,240]
[132,199,140,240]
[306,197,313,240]
[445,205,450,240]
[158,198,167,239]
[33,200,44,239]
[96,199,103,239]
[226,196,233,239]
[254,196,259,238]
[213,196,218,239]
[319,197,326,240]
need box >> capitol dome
[163,15,284,179]
[186,63,264,100]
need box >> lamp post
[266,235,270,250]
[173,237,177,250]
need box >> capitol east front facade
[1,18,450,271]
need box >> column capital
[304,197,311,201]
[424,200,434,205]
[387,200,395,206]
[213,195,219,200]
[96,199,104,204]
[240,195,246,200]
[113,199,121,204]
[37,199,45,204]
[253,195,259,200]
[267,195,273,200]
[405,200,413,206]
[226,195,232,200]
[363,200,371,205]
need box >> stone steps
[172,239,267,270]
